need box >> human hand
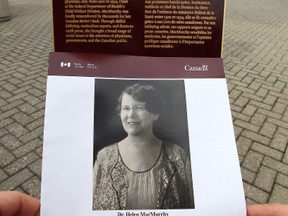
[0,191,40,216]
[247,204,288,216]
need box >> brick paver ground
[0,0,52,198]
[224,0,288,204]
[0,0,288,206]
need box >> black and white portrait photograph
[92,79,195,210]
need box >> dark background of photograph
[93,79,190,163]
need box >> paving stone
[28,159,42,178]
[35,101,45,110]
[234,96,249,108]
[0,146,15,168]
[232,125,243,140]
[21,176,41,198]
[263,157,288,175]
[1,99,25,112]
[4,152,39,175]
[0,169,8,182]
[0,133,22,151]
[0,128,9,140]
[0,169,34,191]
[241,130,270,146]
[28,87,45,98]
[270,133,288,152]
[255,87,269,98]
[250,101,272,112]
[236,136,253,157]
[242,150,264,173]
[276,173,288,188]
[0,88,13,99]
[251,142,283,161]
[228,88,242,100]
[242,104,257,116]
[242,92,264,103]
[5,122,29,139]
[250,113,266,127]
[269,184,288,204]
[14,187,25,194]
[35,146,43,157]
[231,104,242,113]
[267,117,288,130]
[0,108,19,120]
[241,167,256,184]
[265,83,281,94]
[238,155,244,164]
[12,112,34,126]
[5,77,22,85]
[26,118,44,131]
[18,103,39,115]
[254,166,277,193]
[7,92,30,104]
[19,126,44,143]
[30,109,45,120]
[278,98,288,106]
[23,94,42,106]
[258,108,282,121]
[232,111,251,122]
[234,119,259,133]
[283,149,288,165]
[244,182,269,204]
[246,198,257,205]
[273,80,286,93]
[12,138,42,158]
[272,101,286,115]
[283,112,288,123]
[242,76,254,86]
[2,82,17,92]
[259,122,277,139]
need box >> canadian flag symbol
[60,62,71,67]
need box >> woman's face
[120,93,159,136]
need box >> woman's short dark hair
[116,83,163,115]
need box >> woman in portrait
[93,83,193,210]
